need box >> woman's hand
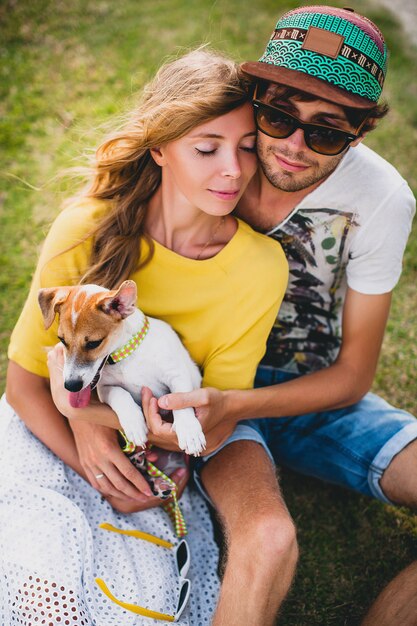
[68,401,190,511]
[70,419,157,499]
[106,464,189,513]
[70,420,190,512]
[48,347,190,507]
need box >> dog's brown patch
[57,286,122,363]
[73,289,87,312]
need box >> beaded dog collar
[107,316,150,365]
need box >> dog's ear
[38,287,71,329]
[97,280,137,319]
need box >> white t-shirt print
[263,143,416,374]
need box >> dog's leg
[165,374,206,456]
[97,385,148,448]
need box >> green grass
[1,1,416,624]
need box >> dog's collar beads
[107,316,149,364]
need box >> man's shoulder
[307,143,411,210]
[344,143,407,183]
[329,144,406,193]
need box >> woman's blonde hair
[80,48,253,288]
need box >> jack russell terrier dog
[38,280,206,456]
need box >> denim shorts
[194,366,417,505]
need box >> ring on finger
[95,473,105,479]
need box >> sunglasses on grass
[253,100,363,156]
[96,522,191,622]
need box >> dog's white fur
[38,280,206,456]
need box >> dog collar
[107,316,150,365]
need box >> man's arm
[158,289,392,444]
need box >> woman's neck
[145,185,236,260]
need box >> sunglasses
[96,522,191,622]
[253,100,363,156]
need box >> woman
[1,49,288,625]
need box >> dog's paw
[173,411,206,457]
[184,430,207,457]
[120,417,148,449]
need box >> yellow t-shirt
[8,198,288,390]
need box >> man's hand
[144,386,237,455]
[197,420,237,455]
[142,387,181,451]
[157,387,232,433]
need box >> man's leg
[244,387,417,626]
[361,439,417,626]
[361,561,417,626]
[379,438,417,507]
[201,440,298,626]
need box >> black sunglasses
[253,100,361,156]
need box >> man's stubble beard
[257,140,344,192]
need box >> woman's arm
[6,360,85,475]
[46,345,188,503]
[5,359,170,510]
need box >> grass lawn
[1,1,416,624]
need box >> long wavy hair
[77,48,252,288]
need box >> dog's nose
[64,378,84,392]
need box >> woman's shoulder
[222,219,288,302]
[50,196,108,237]
[41,197,109,257]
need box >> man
[151,6,416,625]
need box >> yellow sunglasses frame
[95,522,190,622]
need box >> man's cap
[241,5,388,109]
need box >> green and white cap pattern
[242,6,388,108]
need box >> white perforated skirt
[0,396,220,625]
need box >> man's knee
[232,507,299,570]
[379,439,417,507]
[253,512,298,565]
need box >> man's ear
[350,112,374,148]
[97,280,137,319]
[350,133,367,148]
[38,287,71,329]
[150,146,166,166]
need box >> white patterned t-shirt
[262,142,415,374]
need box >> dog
[38,280,206,456]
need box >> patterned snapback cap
[241,5,388,109]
